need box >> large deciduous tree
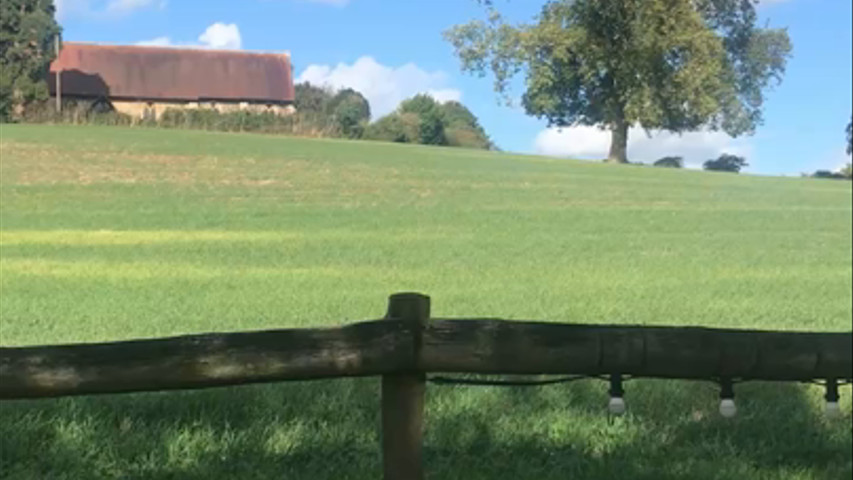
[0,0,60,121]
[445,0,791,163]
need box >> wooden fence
[1,292,851,479]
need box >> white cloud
[197,22,242,50]
[136,22,242,50]
[297,57,462,118]
[533,125,752,168]
[135,36,172,47]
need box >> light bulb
[719,398,737,418]
[824,379,841,418]
[826,401,841,418]
[608,397,626,416]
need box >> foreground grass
[1,124,851,479]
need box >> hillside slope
[1,124,851,480]
[2,124,851,344]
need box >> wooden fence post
[382,292,429,480]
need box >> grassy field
[0,123,851,479]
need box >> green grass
[1,123,851,479]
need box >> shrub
[21,98,132,125]
[158,108,186,128]
[810,170,848,180]
[446,127,490,149]
[653,156,684,168]
[703,153,748,173]
[90,110,132,126]
[364,115,402,142]
[183,108,219,130]
[365,113,420,143]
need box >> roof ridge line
[62,42,291,58]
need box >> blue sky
[56,0,852,175]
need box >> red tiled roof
[49,43,294,103]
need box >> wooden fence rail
[1,292,851,479]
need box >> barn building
[48,43,295,120]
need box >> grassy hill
[1,124,851,479]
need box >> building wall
[110,99,295,120]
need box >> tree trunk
[607,119,629,164]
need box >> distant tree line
[806,169,850,181]
[644,154,748,173]
[1,1,496,150]
[648,151,851,180]
[16,80,497,151]
[646,115,853,178]
[295,84,495,149]
[800,117,852,181]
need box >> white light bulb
[719,398,737,418]
[608,397,626,416]
[826,401,841,418]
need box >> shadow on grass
[1,378,850,479]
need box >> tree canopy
[445,0,791,163]
[327,88,370,120]
[293,82,333,114]
[366,94,494,149]
[328,88,371,139]
[400,94,447,145]
[292,83,370,138]
[0,0,60,121]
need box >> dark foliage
[809,170,850,181]
[703,153,748,173]
[653,156,684,168]
[0,0,60,121]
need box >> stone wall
[109,100,295,120]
